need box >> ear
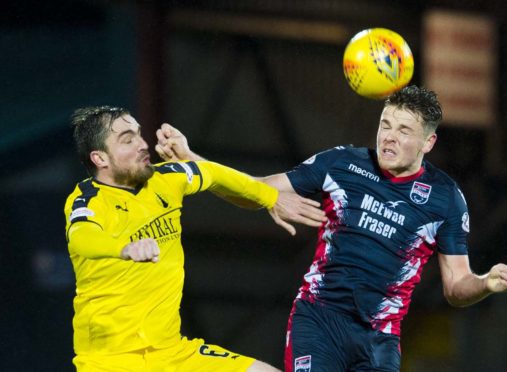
[90,150,109,170]
[422,133,437,154]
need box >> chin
[378,159,394,170]
[140,166,155,181]
[128,167,155,187]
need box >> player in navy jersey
[156,85,507,371]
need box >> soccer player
[64,106,327,372]
[156,85,507,371]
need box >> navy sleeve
[286,147,344,197]
[437,185,469,255]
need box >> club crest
[410,182,432,204]
[295,355,311,372]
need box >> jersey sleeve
[64,181,107,233]
[436,185,469,255]
[68,222,124,258]
[155,160,278,208]
[286,147,340,197]
[64,181,124,259]
[155,161,205,196]
[196,161,279,209]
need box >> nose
[383,130,396,142]
[139,136,149,151]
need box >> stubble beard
[112,163,154,188]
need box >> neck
[94,173,136,190]
[381,165,425,182]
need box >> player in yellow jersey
[64,106,326,372]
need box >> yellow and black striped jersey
[64,160,277,355]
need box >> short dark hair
[385,85,442,133]
[71,105,130,175]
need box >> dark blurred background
[1,0,507,371]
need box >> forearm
[68,222,124,259]
[199,161,278,209]
[185,150,206,162]
[181,154,267,208]
[211,190,267,209]
[210,172,295,209]
[445,272,491,307]
[210,173,270,210]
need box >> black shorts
[285,300,401,372]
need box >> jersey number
[199,345,230,358]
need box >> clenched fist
[120,238,160,263]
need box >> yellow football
[343,28,414,99]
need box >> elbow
[443,288,468,308]
[256,176,270,184]
[443,291,478,308]
[445,296,467,308]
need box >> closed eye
[399,127,414,135]
[122,135,134,144]
[118,130,137,144]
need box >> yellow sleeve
[196,161,279,209]
[68,221,124,259]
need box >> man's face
[102,115,153,188]
[376,105,436,177]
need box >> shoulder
[151,161,204,185]
[66,179,100,207]
[153,161,201,176]
[65,179,104,223]
[291,146,375,179]
[319,144,363,156]
[304,145,369,165]
[424,161,461,189]
[424,161,467,205]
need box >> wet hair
[71,105,130,176]
[384,85,442,134]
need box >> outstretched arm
[269,190,325,235]
[438,253,507,307]
[261,172,326,233]
[196,160,325,236]
[155,123,327,233]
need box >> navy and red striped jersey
[286,146,469,336]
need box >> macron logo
[348,163,379,182]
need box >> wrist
[484,273,495,293]
[120,246,130,260]
[188,150,205,161]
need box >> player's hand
[269,191,327,236]
[155,123,193,162]
[121,238,160,263]
[486,263,507,293]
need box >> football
[343,28,414,99]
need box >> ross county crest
[410,182,432,204]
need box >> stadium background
[1,0,507,370]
